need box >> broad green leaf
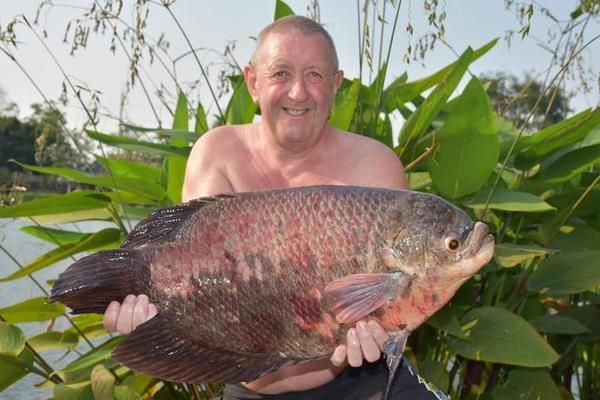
[0,191,111,221]
[65,314,107,340]
[533,143,600,184]
[114,385,143,400]
[427,305,467,339]
[20,226,88,245]
[194,102,209,135]
[0,323,25,356]
[495,243,554,268]
[96,157,161,183]
[551,224,600,251]
[0,348,34,391]
[0,228,122,282]
[330,78,361,131]
[495,114,520,159]
[528,250,600,294]
[428,77,498,198]
[274,0,295,19]
[28,331,79,352]
[91,364,115,400]
[53,381,94,400]
[164,91,189,204]
[225,75,257,125]
[466,188,555,212]
[384,38,497,111]
[491,368,561,400]
[529,314,590,335]
[449,306,559,367]
[120,123,199,142]
[416,360,448,394]
[0,297,65,323]
[515,108,600,169]
[86,129,190,158]
[63,336,123,374]
[397,47,473,154]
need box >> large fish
[50,185,494,397]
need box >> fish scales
[50,185,495,386]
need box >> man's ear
[243,64,259,103]
[334,70,344,93]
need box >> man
[104,15,443,399]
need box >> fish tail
[49,249,146,314]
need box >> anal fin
[113,314,288,384]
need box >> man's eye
[308,71,323,81]
[272,71,288,78]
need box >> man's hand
[103,294,157,334]
[330,320,389,367]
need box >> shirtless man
[104,16,441,399]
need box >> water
[0,218,112,399]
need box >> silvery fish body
[51,185,494,385]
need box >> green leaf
[64,336,123,374]
[466,188,555,212]
[515,108,600,169]
[533,143,600,184]
[416,360,448,394]
[449,306,559,367]
[20,225,88,245]
[96,157,161,183]
[65,314,107,340]
[164,91,190,204]
[428,77,498,198]
[274,0,295,19]
[86,129,190,158]
[0,297,65,323]
[0,348,34,391]
[397,47,473,154]
[494,243,554,268]
[53,381,94,400]
[528,250,600,294]
[384,38,497,112]
[0,228,122,282]
[427,305,467,339]
[194,102,209,135]
[330,79,361,131]
[91,364,115,400]
[225,75,257,125]
[28,331,79,352]
[114,385,143,400]
[0,191,112,223]
[0,323,26,356]
[120,123,199,142]
[529,314,590,335]
[491,368,561,400]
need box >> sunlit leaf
[529,314,590,335]
[427,305,467,339]
[0,323,25,356]
[91,364,115,400]
[114,385,143,400]
[0,297,65,323]
[528,250,600,294]
[64,314,107,340]
[20,226,88,245]
[428,77,498,198]
[0,348,34,391]
[274,0,295,19]
[331,78,361,131]
[28,331,79,352]
[63,336,123,374]
[449,306,559,367]
[532,143,600,184]
[53,381,94,400]
[164,91,189,204]
[466,188,555,212]
[120,123,199,142]
[194,102,209,135]
[495,243,554,268]
[225,75,257,125]
[491,368,561,400]
[96,157,161,183]
[86,129,190,158]
[0,228,122,282]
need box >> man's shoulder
[335,129,397,159]
[190,124,252,155]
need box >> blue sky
[0,0,597,131]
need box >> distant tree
[482,72,573,132]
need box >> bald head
[251,15,339,72]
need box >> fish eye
[445,237,460,251]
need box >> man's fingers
[103,301,121,332]
[116,294,136,334]
[357,321,381,363]
[346,328,363,367]
[132,294,149,329]
[368,320,390,350]
[330,344,347,367]
[147,303,158,321]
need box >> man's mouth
[283,107,309,116]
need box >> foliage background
[0,1,599,399]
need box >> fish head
[383,192,495,287]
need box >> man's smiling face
[245,30,343,146]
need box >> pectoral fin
[324,272,411,324]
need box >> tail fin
[50,249,147,314]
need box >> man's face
[244,31,343,146]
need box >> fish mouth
[459,222,495,274]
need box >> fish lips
[457,222,495,276]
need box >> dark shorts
[223,359,449,400]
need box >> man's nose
[288,77,308,102]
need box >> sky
[0,0,598,132]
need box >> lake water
[0,218,113,399]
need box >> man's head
[251,16,339,73]
[244,16,344,147]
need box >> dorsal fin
[122,194,236,249]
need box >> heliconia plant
[0,1,598,399]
